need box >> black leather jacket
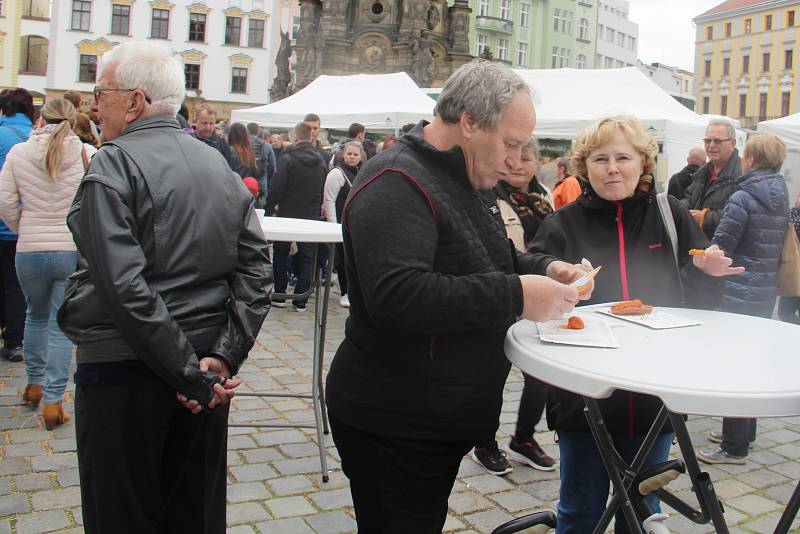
[58,116,272,405]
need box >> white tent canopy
[513,67,709,179]
[759,113,800,202]
[230,72,435,131]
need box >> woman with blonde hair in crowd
[73,112,100,147]
[530,115,743,533]
[0,98,96,429]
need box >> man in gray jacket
[58,42,272,533]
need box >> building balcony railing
[475,15,514,35]
[578,0,593,6]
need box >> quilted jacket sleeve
[0,146,21,233]
[712,190,749,255]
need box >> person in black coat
[266,122,327,311]
[683,120,743,238]
[667,146,706,200]
[530,115,742,534]
[193,103,242,173]
[699,132,790,465]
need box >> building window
[578,18,588,40]
[476,33,488,56]
[560,48,570,68]
[500,0,510,20]
[184,63,200,90]
[739,93,747,117]
[497,38,509,61]
[744,18,752,34]
[616,31,625,47]
[742,54,750,73]
[703,96,709,114]
[516,42,528,66]
[576,53,586,69]
[111,4,130,35]
[606,28,615,43]
[231,66,248,93]
[225,16,242,45]
[597,24,604,40]
[720,95,728,116]
[604,56,613,68]
[562,11,572,34]
[788,10,796,27]
[765,14,773,31]
[189,13,206,41]
[248,19,264,47]
[520,3,530,28]
[763,52,771,71]
[553,9,560,31]
[785,49,794,69]
[627,35,635,50]
[782,91,791,116]
[151,8,169,39]
[704,59,711,77]
[706,25,713,40]
[479,0,489,17]
[71,0,91,31]
[725,22,732,37]
[552,46,558,68]
[759,93,767,121]
[78,54,97,82]
[723,57,730,76]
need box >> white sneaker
[339,294,350,308]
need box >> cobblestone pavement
[0,298,798,533]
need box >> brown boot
[42,403,70,430]
[22,384,43,408]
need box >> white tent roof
[758,113,800,147]
[230,72,435,130]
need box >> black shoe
[292,303,307,313]
[508,437,557,471]
[708,430,754,449]
[471,442,513,476]
[1,346,22,363]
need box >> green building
[468,0,599,69]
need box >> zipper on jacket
[616,202,630,301]
[428,336,436,361]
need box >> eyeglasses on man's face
[93,86,151,104]
[703,137,733,145]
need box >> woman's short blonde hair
[571,115,658,189]
[744,132,786,171]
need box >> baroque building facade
[291,0,472,89]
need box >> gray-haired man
[324,60,592,531]
[59,41,272,533]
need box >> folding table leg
[311,243,329,482]
[774,481,800,534]
[316,243,334,435]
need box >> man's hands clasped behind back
[176,356,242,414]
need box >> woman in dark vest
[322,140,364,308]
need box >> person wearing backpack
[247,122,276,207]
[0,88,35,363]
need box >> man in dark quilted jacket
[325,60,593,533]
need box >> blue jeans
[15,251,77,404]
[556,431,674,534]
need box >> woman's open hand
[692,244,746,277]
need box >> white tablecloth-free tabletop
[505,306,800,419]
[259,216,343,244]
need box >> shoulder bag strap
[657,192,681,273]
[80,144,90,172]
[2,125,27,142]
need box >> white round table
[260,216,342,244]
[505,305,800,533]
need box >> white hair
[705,118,736,139]
[100,41,185,116]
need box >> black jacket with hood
[683,149,743,238]
[58,116,272,405]
[265,141,326,220]
[530,185,719,435]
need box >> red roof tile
[698,0,769,18]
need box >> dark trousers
[76,374,230,534]
[334,243,348,295]
[778,296,800,324]
[273,241,313,307]
[475,371,547,448]
[0,240,24,348]
[330,416,472,533]
[722,417,757,457]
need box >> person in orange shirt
[552,156,583,209]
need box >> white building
[637,61,696,110]
[23,1,277,119]
[596,0,638,69]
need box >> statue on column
[270,30,292,101]
[410,30,434,87]
[302,19,325,81]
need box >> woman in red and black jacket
[529,115,743,534]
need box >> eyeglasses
[93,86,151,104]
[703,137,733,145]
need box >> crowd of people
[0,38,797,533]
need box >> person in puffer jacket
[699,132,790,466]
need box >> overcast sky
[629,0,724,72]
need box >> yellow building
[694,0,800,128]
[0,0,19,89]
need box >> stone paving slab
[0,299,798,533]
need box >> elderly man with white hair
[58,41,272,533]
